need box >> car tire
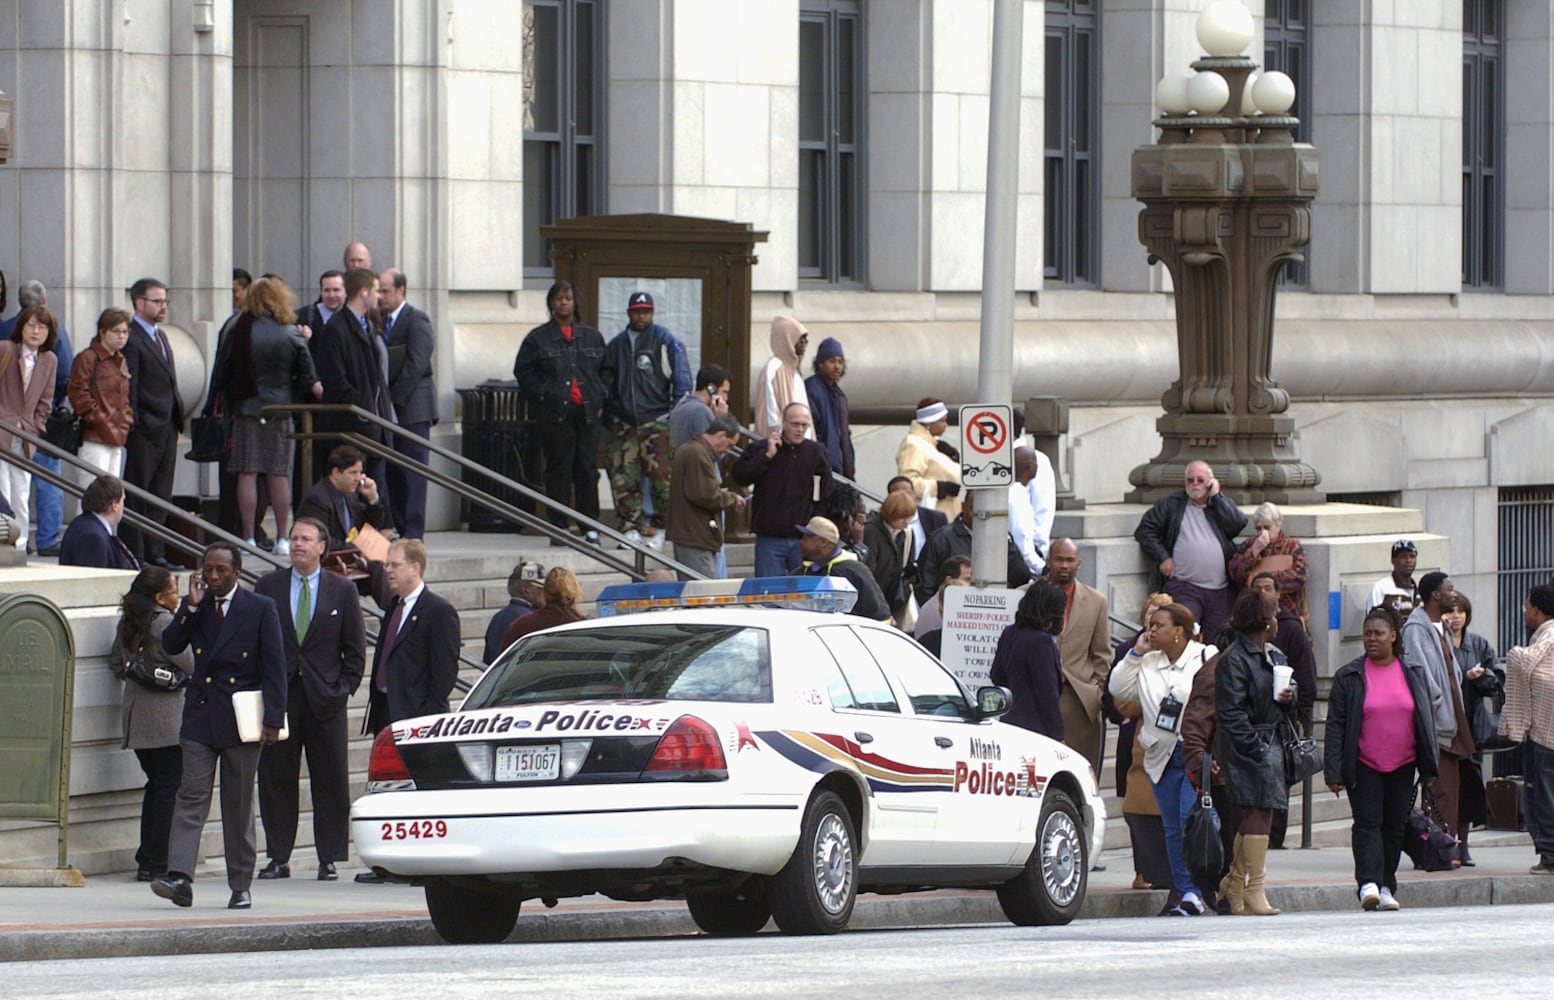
[686,885,772,936]
[425,881,522,944]
[767,790,857,935]
[997,788,1087,926]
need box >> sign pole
[972,0,1023,588]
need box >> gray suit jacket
[386,303,437,425]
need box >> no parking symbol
[958,403,1013,488]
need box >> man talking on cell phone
[155,543,288,911]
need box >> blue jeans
[753,535,801,578]
[1150,744,1203,899]
[30,451,62,548]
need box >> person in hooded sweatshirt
[752,316,814,441]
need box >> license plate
[496,743,561,782]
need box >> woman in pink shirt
[1323,606,1440,911]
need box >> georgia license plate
[496,743,561,782]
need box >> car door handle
[854,731,874,745]
[934,736,953,748]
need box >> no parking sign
[958,403,1013,488]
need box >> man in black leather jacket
[1133,460,1248,640]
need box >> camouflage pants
[605,417,671,530]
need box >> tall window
[798,0,864,284]
[1263,0,1312,288]
[1463,0,1504,289]
[1044,0,1099,286]
[523,0,605,275]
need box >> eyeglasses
[1185,476,1210,484]
[140,297,169,307]
[383,560,410,569]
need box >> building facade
[0,0,1550,644]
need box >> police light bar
[596,576,858,616]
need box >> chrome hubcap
[811,813,854,914]
[1040,811,1082,907]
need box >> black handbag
[184,413,232,463]
[42,404,82,453]
[1471,686,1516,752]
[122,650,189,692]
[1183,752,1224,879]
[1281,717,1322,787]
[1403,783,1461,871]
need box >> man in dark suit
[121,277,185,567]
[365,537,461,735]
[154,543,287,910]
[253,517,366,882]
[295,270,345,342]
[356,537,461,884]
[378,268,437,539]
[58,474,138,570]
[310,268,391,494]
[297,444,390,550]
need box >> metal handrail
[0,418,489,692]
[261,402,705,582]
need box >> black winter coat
[1323,654,1439,790]
[1134,490,1248,590]
[513,319,607,423]
[1213,632,1296,809]
[730,437,832,538]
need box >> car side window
[854,627,973,721]
[813,626,900,713]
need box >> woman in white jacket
[1109,602,1217,915]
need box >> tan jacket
[1502,617,1554,748]
[894,421,961,517]
[1058,579,1113,722]
[0,342,56,456]
[666,435,743,552]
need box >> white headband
[916,402,948,424]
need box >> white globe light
[1240,71,1260,114]
[1196,1,1255,57]
[1156,73,1192,115]
[1251,70,1297,114]
[1185,71,1230,115]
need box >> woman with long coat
[109,566,195,882]
[0,305,60,549]
[862,489,918,626]
[989,580,1066,741]
[1443,591,1502,864]
[1214,590,1298,915]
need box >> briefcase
[1485,776,1525,831]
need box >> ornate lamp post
[1125,1,1322,504]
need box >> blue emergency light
[595,576,859,616]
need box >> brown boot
[1223,834,1247,915]
[1241,834,1281,915]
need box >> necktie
[376,601,405,692]
[336,491,354,533]
[154,327,169,363]
[114,535,140,571]
[215,597,226,623]
[383,313,395,339]
[295,575,312,643]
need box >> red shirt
[561,326,582,404]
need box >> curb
[5,875,1553,962]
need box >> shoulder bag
[42,356,97,454]
[1403,782,1461,872]
[1281,716,1322,787]
[1183,752,1224,880]
[122,647,189,692]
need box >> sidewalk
[2,838,1550,962]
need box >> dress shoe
[228,890,252,909]
[149,557,179,571]
[354,871,389,884]
[38,545,60,557]
[151,874,193,907]
[136,867,155,883]
[257,860,290,879]
[318,862,338,881]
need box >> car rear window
[467,623,772,707]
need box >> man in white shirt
[1368,539,1418,618]
[1008,447,1048,577]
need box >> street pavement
[2,838,1551,962]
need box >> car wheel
[997,788,1087,926]
[686,885,772,936]
[425,881,522,944]
[767,790,857,935]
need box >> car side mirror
[976,685,1011,720]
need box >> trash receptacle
[458,381,544,532]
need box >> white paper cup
[1272,663,1294,697]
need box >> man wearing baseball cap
[482,561,545,664]
[600,291,691,550]
[796,516,892,621]
[1368,539,1418,618]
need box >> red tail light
[367,728,413,784]
[645,716,727,774]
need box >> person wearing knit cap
[751,316,812,441]
[804,336,855,481]
[895,397,963,517]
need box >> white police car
[351,577,1105,944]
